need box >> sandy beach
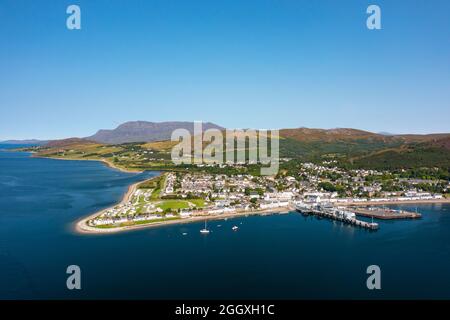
[74,179,142,234]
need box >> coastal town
[84,161,449,231]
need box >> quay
[350,207,421,220]
[296,204,379,230]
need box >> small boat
[232,225,239,231]
[182,232,188,236]
[217,224,222,227]
[200,221,210,234]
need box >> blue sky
[1,0,449,140]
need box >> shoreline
[31,153,142,174]
[75,196,450,234]
[74,179,144,234]
[76,207,293,234]
[75,192,293,235]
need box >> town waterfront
[1,146,450,299]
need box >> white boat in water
[200,221,210,234]
[232,225,239,231]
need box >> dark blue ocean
[1,145,450,299]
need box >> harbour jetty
[350,207,421,220]
[295,203,379,230]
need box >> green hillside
[23,128,450,172]
[347,144,450,170]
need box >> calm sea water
[1,145,450,299]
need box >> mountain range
[7,121,450,170]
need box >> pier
[296,205,379,230]
[351,207,421,220]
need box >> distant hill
[377,131,396,136]
[348,137,450,170]
[280,127,390,142]
[428,136,450,150]
[0,139,48,145]
[279,127,450,143]
[45,138,98,148]
[86,121,224,144]
[278,128,398,159]
[277,128,450,169]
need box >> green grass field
[189,199,206,207]
[156,200,190,211]
[155,198,206,211]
